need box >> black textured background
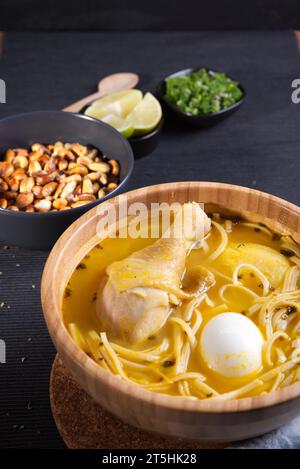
[1,0,300,30]
[0,31,300,448]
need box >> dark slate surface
[1,1,300,31]
[0,31,300,448]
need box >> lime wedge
[101,114,134,138]
[84,89,143,119]
[126,92,162,136]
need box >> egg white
[200,312,263,378]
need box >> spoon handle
[63,91,105,113]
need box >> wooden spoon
[63,72,139,113]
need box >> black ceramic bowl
[157,67,245,128]
[0,111,134,250]
[129,118,163,159]
[81,104,163,159]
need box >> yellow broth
[63,218,298,397]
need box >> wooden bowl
[41,182,300,443]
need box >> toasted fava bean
[38,154,50,167]
[66,150,77,161]
[108,182,118,192]
[88,162,111,173]
[77,156,92,167]
[78,194,96,202]
[0,198,8,209]
[55,147,69,158]
[6,176,20,192]
[74,184,82,196]
[32,185,43,199]
[36,171,57,186]
[25,205,35,212]
[71,200,93,208]
[7,176,19,192]
[13,155,29,169]
[31,143,49,154]
[65,174,82,183]
[0,178,9,191]
[53,198,68,210]
[71,143,87,157]
[16,192,34,209]
[69,164,89,176]
[87,171,101,182]
[13,168,27,181]
[58,159,68,171]
[54,141,64,151]
[71,143,88,156]
[0,162,14,178]
[56,171,67,183]
[5,191,18,200]
[28,160,42,176]
[60,181,77,199]
[87,148,98,160]
[98,188,107,199]
[92,182,100,194]
[5,149,15,163]
[13,148,28,157]
[44,157,57,173]
[60,149,76,161]
[82,177,94,194]
[53,182,65,199]
[19,177,35,194]
[34,199,52,212]
[109,160,120,176]
[99,173,108,185]
[42,182,58,197]
[29,149,44,161]
[65,193,76,204]
[8,205,19,211]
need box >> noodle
[240,222,273,237]
[219,283,258,305]
[170,317,197,348]
[205,221,228,262]
[110,342,163,362]
[263,331,289,367]
[183,294,206,321]
[282,266,299,292]
[232,263,270,296]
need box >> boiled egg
[200,312,263,378]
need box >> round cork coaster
[50,355,225,449]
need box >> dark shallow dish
[129,118,163,159]
[80,104,163,159]
[0,111,134,250]
[157,67,245,128]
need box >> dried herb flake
[280,249,294,258]
[64,287,72,299]
[162,359,176,368]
